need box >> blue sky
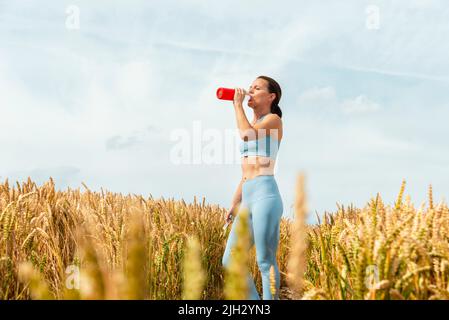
[1,0,448,223]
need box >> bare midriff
[241,156,276,182]
[241,120,282,182]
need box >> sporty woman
[222,75,284,300]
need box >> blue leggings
[222,175,284,300]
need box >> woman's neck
[254,111,271,123]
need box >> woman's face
[247,78,275,109]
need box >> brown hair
[257,75,282,118]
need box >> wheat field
[1,176,448,300]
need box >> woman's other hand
[225,203,239,222]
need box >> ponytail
[271,104,282,118]
[257,75,283,119]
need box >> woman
[222,75,284,300]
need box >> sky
[1,0,448,223]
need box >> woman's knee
[256,254,277,273]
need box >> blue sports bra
[239,114,281,160]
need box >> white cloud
[297,87,381,115]
[115,61,156,107]
[297,87,337,109]
[341,95,380,114]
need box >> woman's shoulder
[267,113,282,127]
[270,114,283,138]
[267,113,281,121]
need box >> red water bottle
[216,87,235,100]
[216,87,250,101]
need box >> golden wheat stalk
[182,235,206,300]
[224,208,251,300]
[122,209,149,299]
[286,172,308,299]
[18,261,53,300]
